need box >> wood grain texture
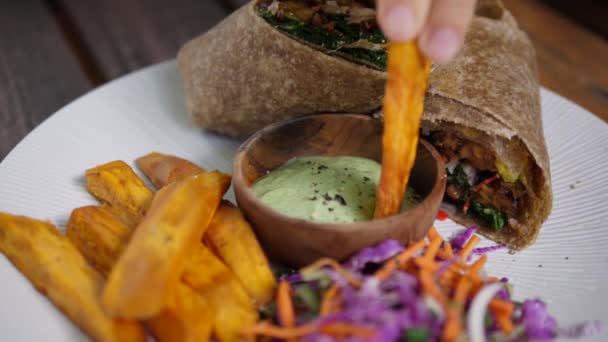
[58,0,230,80]
[0,0,91,161]
[542,0,608,39]
[224,0,250,10]
[504,0,608,121]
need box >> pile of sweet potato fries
[0,153,277,341]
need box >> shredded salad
[245,227,601,341]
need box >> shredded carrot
[487,276,499,282]
[489,298,514,314]
[495,314,514,334]
[320,323,376,338]
[468,255,487,275]
[440,272,458,289]
[244,321,317,339]
[459,235,480,259]
[419,269,447,305]
[423,236,443,261]
[277,280,295,330]
[442,277,473,342]
[375,239,426,282]
[440,260,467,281]
[453,277,472,309]
[471,174,499,193]
[490,299,515,334]
[320,285,340,316]
[301,258,361,287]
[427,226,441,241]
[438,242,454,260]
[414,257,440,272]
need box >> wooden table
[1,0,606,161]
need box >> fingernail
[425,28,462,63]
[381,5,416,42]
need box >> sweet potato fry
[205,201,276,305]
[182,244,258,342]
[85,161,154,227]
[95,155,260,338]
[67,205,213,342]
[0,213,146,342]
[137,153,277,305]
[136,152,205,188]
[66,205,131,277]
[102,171,231,319]
[374,42,430,218]
[147,283,213,342]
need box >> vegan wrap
[177,0,551,249]
[421,3,552,250]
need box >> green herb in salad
[401,328,430,342]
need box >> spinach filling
[257,4,387,69]
[447,164,507,230]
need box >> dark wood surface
[542,0,608,39]
[0,0,91,159]
[504,0,608,121]
[57,0,230,81]
[1,0,607,161]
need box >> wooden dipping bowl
[233,114,446,267]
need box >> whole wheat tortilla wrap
[177,0,552,249]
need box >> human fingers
[418,0,477,63]
[376,0,432,42]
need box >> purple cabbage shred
[345,240,404,273]
[558,320,603,338]
[472,244,505,255]
[449,226,478,250]
[520,299,558,340]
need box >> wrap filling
[257,0,387,69]
[427,130,529,231]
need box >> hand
[376,0,477,63]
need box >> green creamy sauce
[252,156,419,223]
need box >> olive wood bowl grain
[233,114,446,267]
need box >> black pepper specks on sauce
[323,193,333,201]
[334,194,347,206]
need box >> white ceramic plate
[0,61,606,341]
